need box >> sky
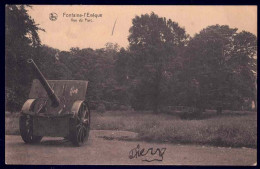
[27,5,257,51]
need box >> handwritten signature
[129,144,166,162]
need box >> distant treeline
[5,5,257,113]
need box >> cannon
[19,59,90,146]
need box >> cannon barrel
[27,59,60,107]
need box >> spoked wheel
[19,114,43,144]
[71,101,90,146]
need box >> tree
[5,5,44,111]
[128,12,189,113]
[228,31,257,110]
[185,25,257,113]
[114,48,131,84]
[105,42,120,57]
[36,45,73,80]
[114,48,133,106]
[57,45,121,110]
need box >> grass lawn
[5,110,257,148]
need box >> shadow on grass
[20,138,92,148]
[178,111,254,120]
[99,133,256,149]
[38,139,74,147]
[137,135,256,149]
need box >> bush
[103,102,113,111]
[119,105,129,111]
[111,104,119,110]
[159,106,172,114]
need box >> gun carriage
[19,59,90,146]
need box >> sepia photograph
[5,5,257,165]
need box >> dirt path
[5,130,257,165]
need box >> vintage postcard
[5,5,257,165]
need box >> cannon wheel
[19,114,43,144]
[70,101,90,146]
